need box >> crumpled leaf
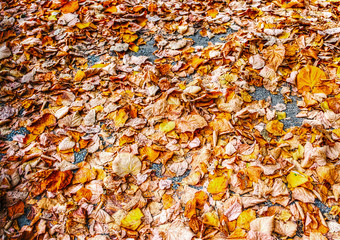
[58,137,76,151]
[202,212,219,227]
[163,220,195,240]
[27,113,56,135]
[0,43,11,60]
[44,170,73,192]
[112,153,141,177]
[291,187,315,203]
[8,201,25,218]
[250,215,274,235]
[274,220,297,237]
[265,120,285,136]
[176,115,208,133]
[262,45,285,71]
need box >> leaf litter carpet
[0,0,340,239]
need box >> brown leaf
[176,115,208,133]
[44,170,73,192]
[262,45,285,71]
[27,113,56,135]
[8,201,25,218]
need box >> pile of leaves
[0,0,340,239]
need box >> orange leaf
[140,146,159,162]
[44,170,73,192]
[184,198,197,219]
[27,113,56,135]
[105,6,117,13]
[194,191,208,209]
[207,9,218,18]
[162,194,174,210]
[60,0,79,14]
[296,65,327,93]
[8,201,25,218]
[188,56,204,69]
[74,188,92,202]
[72,167,97,184]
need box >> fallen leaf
[297,65,327,93]
[207,176,228,194]
[176,115,208,133]
[120,208,144,230]
[44,170,73,192]
[265,120,285,136]
[112,153,141,177]
[27,113,56,135]
[60,1,79,14]
[286,171,309,188]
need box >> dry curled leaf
[176,115,208,133]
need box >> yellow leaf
[207,9,218,18]
[332,128,340,137]
[159,121,176,133]
[240,90,252,103]
[286,171,309,188]
[74,70,85,82]
[277,209,292,221]
[292,144,304,160]
[297,65,327,93]
[228,228,247,239]
[119,135,134,146]
[276,112,286,120]
[22,99,34,109]
[202,212,219,227]
[266,120,285,136]
[91,63,107,68]
[105,6,117,13]
[207,176,228,194]
[76,22,97,29]
[237,209,256,230]
[60,0,79,14]
[123,34,138,43]
[129,44,139,52]
[330,205,340,216]
[121,208,144,230]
